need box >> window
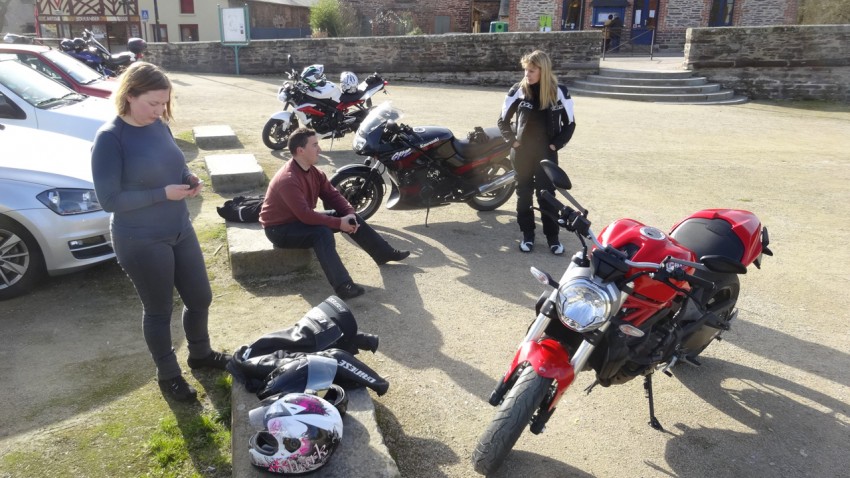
[435,16,450,34]
[180,0,194,15]
[709,0,735,27]
[179,24,198,42]
[151,24,168,42]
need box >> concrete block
[226,222,314,280]
[193,124,240,149]
[205,154,265,193]
[232,385,400,477]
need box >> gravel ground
[2,70,849,478]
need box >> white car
[0,58,114,141]
[0,123,114,300]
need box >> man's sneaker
[158,376,197,402]
[519,232,534,253]
[187,351,232,371]
[376,249,410,265]
[548,236,564,255]
[335,282,365,300]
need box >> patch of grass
[2,376,233,478]
[174,130,200,161]
[147,410,231,475]
[196,223,227,244]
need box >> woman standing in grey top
[91,62,230,402]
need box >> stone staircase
[570,68,748,104]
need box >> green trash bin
[489,21,508,33]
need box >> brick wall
[510,0,561,32]
[685,25,850,102]
[738,0,797,26]
[143,31,601,86]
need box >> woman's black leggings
[113,225,213,380]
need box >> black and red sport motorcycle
[330,102,516,222]
[472,160,772,475]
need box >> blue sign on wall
[141,9,149,21]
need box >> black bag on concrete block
[216,195,263,223]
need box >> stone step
[205,153,266,193]
[193,124,241,150]
[225,222,315,280]
[584,74,709,86]
[570,87,747,104]
[597,67,693,79]
[573,80,721,94]
[232,386,400,477]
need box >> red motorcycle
[472,160,772,475]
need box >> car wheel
[0,216,45,300]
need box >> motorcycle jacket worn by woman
[497,83,576,151]
[498,82,576,249]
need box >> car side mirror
[540,159,572,190]
[0,94,26,120]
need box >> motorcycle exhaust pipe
[477,171,516,195]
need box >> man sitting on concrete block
[259,127,409,299]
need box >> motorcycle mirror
[540,160,572,190]
[700,255,747,274]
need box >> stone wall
[143,31,601,86]
[685,25,850,102]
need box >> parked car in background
[0,123,114,300]
[0,58,113,140]
[0,44,117,98]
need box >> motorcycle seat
[110,52,134,65]
[339,90,367,103]
[669,217,744,264]
[452,127,508,159]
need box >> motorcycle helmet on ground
[254,384,349,419]
[339,71,359,94]
[300,64,325,88]
[248,393,343,475]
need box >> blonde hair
[520,50,559,110]
[113,62,174,122]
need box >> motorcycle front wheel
[472,365,553,476]
[331,170,383,220]
[262,118,298,150]
[467,158,516,212]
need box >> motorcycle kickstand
[644,374,664,431]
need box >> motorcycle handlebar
[540,191,712,276]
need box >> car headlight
[36,188,102,215]
[557,278,614,332]
[352,135,366,152]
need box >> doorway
[709,0,735,26]
[631,0,659,45]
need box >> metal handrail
[601,28,655,60]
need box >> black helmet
[59,39,74,51]
[72,38,86,50]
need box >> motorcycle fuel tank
[410,126,461,165]
[598,219,695,308]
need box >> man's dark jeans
[264,212,394,290]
